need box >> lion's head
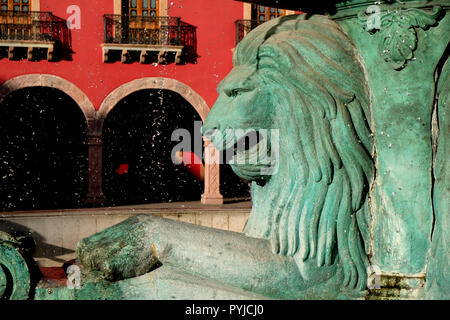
[203,15,374,291]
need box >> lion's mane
[236,15,375,291]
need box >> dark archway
[220,163,251,200]
[0,87,88,211]
[102,89,250,206]
[103,89,204,205]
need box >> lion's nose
[201,120,225,151]
[201,120,220,140]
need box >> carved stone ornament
[358,6,443,70]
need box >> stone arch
[0,74,96,120]
[97,77,210,121]
[0,74,97,206]
[0,75,93,210]
[97,77,222,205]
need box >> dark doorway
[103,89,204,206]
[0,87,88,211]
[102,89,250,206]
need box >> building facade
[0,0,295,211]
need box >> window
[1,0,30,12]
[128,0,158,17]
[254,5,285,23]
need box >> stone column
[85,118,106,205]
[201,137,223,205]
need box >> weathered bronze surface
[1,0,448,300]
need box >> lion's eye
[229,88,249,98]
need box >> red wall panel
[1,0,243,110]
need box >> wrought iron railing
[104,14,197,62]
[235,19,263,46]
[0,11,71,48]
[105,15,181,45]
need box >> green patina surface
[339,4,449,278]
[1,0,448,300]
[0,231,32,300]
[425,50,449,300]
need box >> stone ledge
[0,202,251,267]
[0,40,54,61]
[101,43,183,64]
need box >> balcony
[103,15,197,64]
[234,19,263,46]
[0,11,71,61]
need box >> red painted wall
[1,0,244,109]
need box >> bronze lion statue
[75,15,375,299]
[203,14,374,293]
